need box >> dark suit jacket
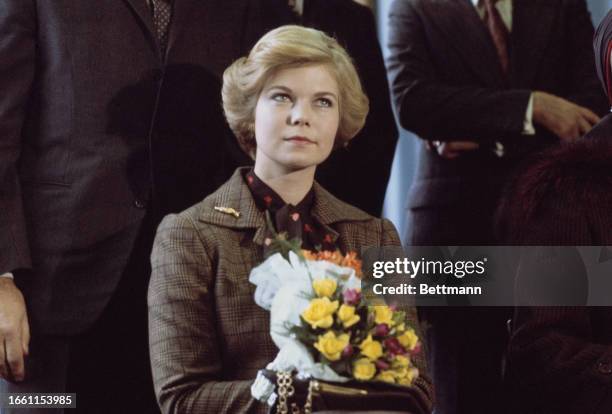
[241,0,398,217]
[148,168,433,414]
[0,0,249,335]
[386,0,607,245]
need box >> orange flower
[341,252,363,277]
[302,250,318,261]
[302,250,362,277]
[317,250,344,265]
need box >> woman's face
[253,64,340,177]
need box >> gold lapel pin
[214,206,241,218]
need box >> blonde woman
[148,26,433,414]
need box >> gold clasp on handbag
[311,380,368,396]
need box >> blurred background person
[591,6,612,138]
[0,1,248,412]
[500,138,612,413]
[501,12,612,413]
[384,0,607,413]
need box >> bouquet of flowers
[249,235,421,406]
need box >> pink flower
[410,342,422,356]
[384,337,407,356]
[374,324,390,338]
[342,344,355,359]
[375,358,390,371]
[343,289,361,306]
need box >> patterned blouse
[244,169,337,252]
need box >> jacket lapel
[198,168,267,245]
[166,0,199,59]
[510,0,556,87]
[422,0,505,87]
[123,0,158,50]
[311,182,372,247]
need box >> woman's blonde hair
[222,25,369,157]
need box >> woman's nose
[288,102,311,126]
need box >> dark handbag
[262,370,428,414]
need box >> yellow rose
[396,322,405,332]
[396,368,419,386]
[313,331,350,361]
[301,297,339,329]
[375,370,396,384]
[337,304,360,328]
[398,329,419,351]
[392,367,408,380]
[313,278,338,298]
[373,305,394,326]
[359,334,383,360]
[353,358,376,381]
[392,355,410,369]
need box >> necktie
[150,0,172,54]
[483,0,509,75]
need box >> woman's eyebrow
[264,85,338,101]
[264,85,293,93]
[313,91,338,100]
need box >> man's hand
[426,140,480,159]
[0,278,29,382]
[533,91,601,142]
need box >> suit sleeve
[385,0,531,142]
[148,214,265,414]
[380,218,434,414]
[562,0,608,116]
[0,0,36,274]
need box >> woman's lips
[285,136,315,144]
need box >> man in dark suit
[241,0,398,217]
[0,1,248,412]
[385,0,607,413]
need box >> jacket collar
[122,0,158,53]
[197,167,372,245]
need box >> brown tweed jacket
[148,168,433,414]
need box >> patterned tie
[483,0,509,75]
[150,0,173,54]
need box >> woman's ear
[334,135,351,150]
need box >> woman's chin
[279,156,324,171]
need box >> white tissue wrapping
[249,251,361,389]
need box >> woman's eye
[272,93,291,102]
[316,98,333,107]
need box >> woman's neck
[253,165,315,205]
